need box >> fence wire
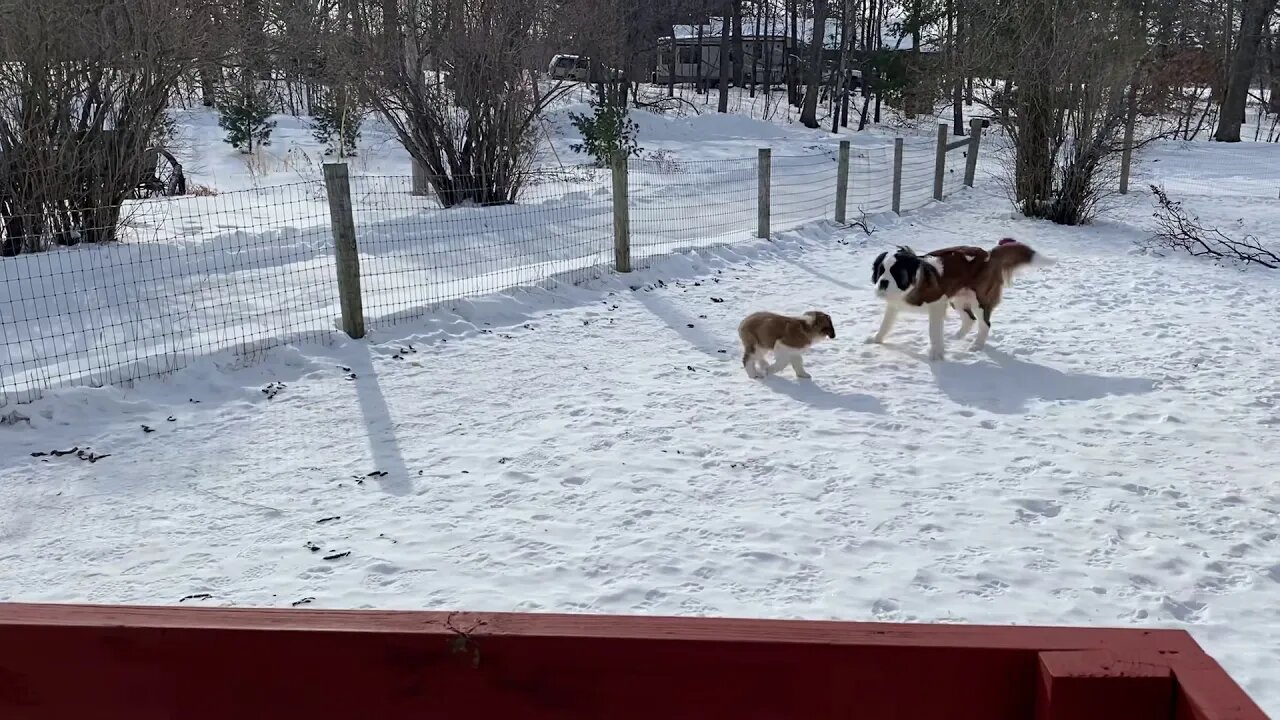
[351,171,613,326]
[2,135,976,404]
[0,185,334,403]
[629,157,758,264]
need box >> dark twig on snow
[1147,185,1279,269]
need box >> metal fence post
[611,152,631,273]
[757,148,771,239]
[933,123,947,201]
[835,140,850,224]
[322,163,365,340]
[891,138,904,215]
[964,118,984,187]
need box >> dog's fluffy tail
[991,238,1054,282]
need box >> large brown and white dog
[867,238,1053,361]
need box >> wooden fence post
[611,152,631,273]
[891,138,904,215]
[757,148,771,238]
[964,118,984,187]
[933,123,948,201]
[323,163,365,340]
[835,140,850,224]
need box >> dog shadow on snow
[923,347,1157,415]
[761,375,885,414]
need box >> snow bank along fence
[0,602,1265,720]
[0,122,983,404]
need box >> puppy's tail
[991,239,1054,283]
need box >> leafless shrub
[1146,185,1279,269]
[960,0,1154,225]
[0,0,211,256]
[313,0,574,207]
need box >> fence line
[0,127,984,404]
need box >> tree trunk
[718,3,732,112]
[750,0,761,96]
[1270,29,1280,113]
[1014,79,1056,215]
[1214,0,1278,141]
[800,0,829,127]
[763,3,775,101]
[732,0,745,88]
[949,0,964,135]
[783,0,793,106]
[697,23,706,95]
[833,0,851,132]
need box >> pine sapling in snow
[216,86,277,154]
[569,100,641,167]
[311,89,362,157]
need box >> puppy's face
[871,249,920,302]
[805,311,836,340]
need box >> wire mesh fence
[1127,141,1280,200]
[0,185,335,403]
[629,157,759,262]
[351,173,614,326]
[1,131,983,404]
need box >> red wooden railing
[0,603,1266,720]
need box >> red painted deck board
[0,603,1266,720]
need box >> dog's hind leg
[745,347,768,378]
[971,305,994,350]
[867,305,899,344]
[953,305,976,339]
[926,301,948,361]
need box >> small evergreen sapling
[311,89,363,157]
[568,100,641,167]
[216,86,277,154]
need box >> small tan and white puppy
[737,310,836,379]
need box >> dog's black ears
[871,251,887,282]
[896,244,916,256]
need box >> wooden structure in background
[0,603,1266,720]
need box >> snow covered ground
[3,90,1280,713]
[3,180,1280,711]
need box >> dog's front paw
[795,370,812,379]
[865,334,884,345]
[927,347,946,362]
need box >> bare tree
[964,0,1151,224]
[1214,0,1279,141]
[732,0,745,89]
[800,0,829,128]
[719,1,732,112]
[0,0,212,256]
[1271,24,1280,112]
[333,0,569,207]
